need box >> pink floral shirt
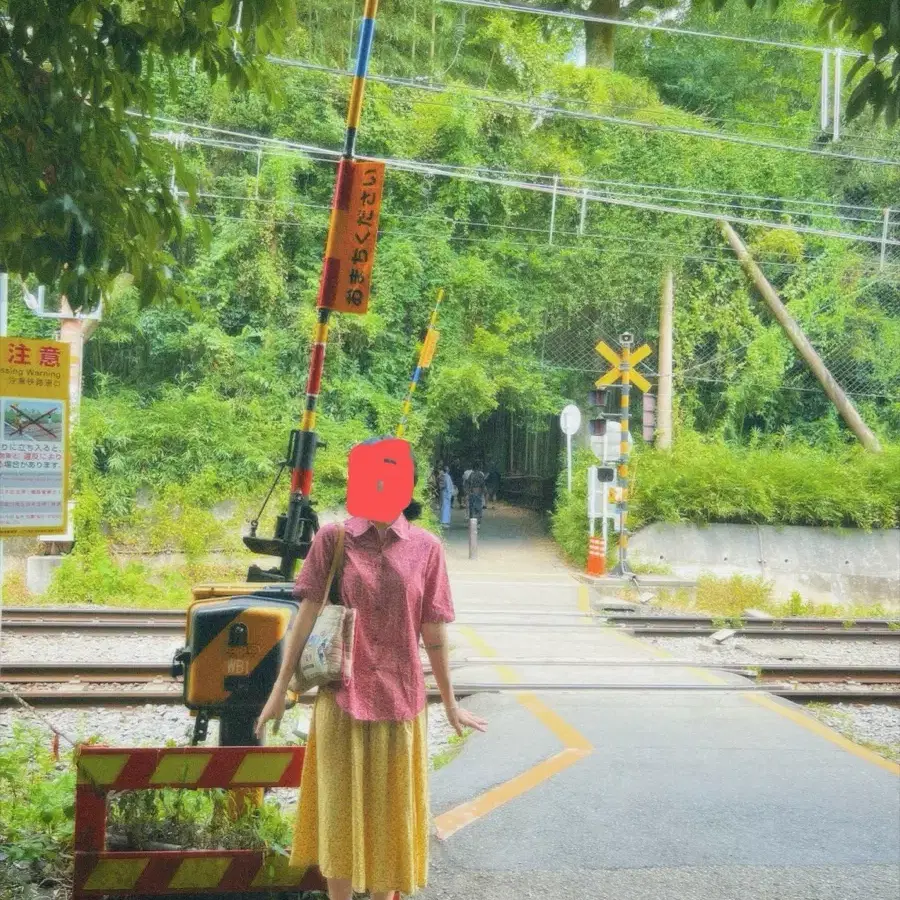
[292,515,454,722]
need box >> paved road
[422,503,900,900]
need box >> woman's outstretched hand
[446,703,487,737]
[255,688,287,741]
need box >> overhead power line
[267,56,900,169]
[148,115,900,250]
[441,0,857,56]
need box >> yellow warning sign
[594,340,652,394]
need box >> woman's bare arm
[422,621,487,736]
[255,598,322,738]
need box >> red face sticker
[346,438,414,523]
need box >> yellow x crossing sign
[595,341,652,393]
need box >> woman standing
[255,500,486,900]
[439,465,454,528]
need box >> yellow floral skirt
[290,688,429,895]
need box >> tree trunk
[585,0,619,69]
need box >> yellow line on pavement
[606,614,900,776]
[433,748,590,840]
[515,691,593,752]
[457,626,520,684]
[436,623,593,838]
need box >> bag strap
[316,523,345,618]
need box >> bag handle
[316,522,345,618]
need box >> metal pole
[820,50,830,131]
[832,49,842,142]
[615,333,632,576]
[548,175,558,245]
[292,0,379,504]
[579,188,588,237]
[720,220,881,452]
[468,517,478,559]
[587,466,595,538]
[397,288,444,437]
[880,208,891,271]
[566,432,572,493]
[254,149,262,199]
[657,269,674,449]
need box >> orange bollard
[586,536,606,576]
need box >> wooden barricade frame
[73,745,325,897]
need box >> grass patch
[0,725,324,899]
[653,576,900,625]
[431,731,470,771]
[629,559,673,576]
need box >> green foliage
[553,435,900,569]
[0,724,74,897]
[632,435,900,530]
[705,0,900,124]
[0,0,298,306]
[693,573,774,617]
[3,0,898,589]
[108,787,292,853]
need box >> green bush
[632,435,900,531]
[552,437,900,567]
[0,724,74,897]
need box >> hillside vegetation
[5,1,899,601]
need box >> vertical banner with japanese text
[318,159,385,314]
[0,338,71,535]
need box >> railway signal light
[587,388,610,437]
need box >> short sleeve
[293,522,339,603]
[421,540,454,624]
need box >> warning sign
[318,159,385,314]
[0,338,71,535]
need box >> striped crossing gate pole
[615,333,633,576]
[397,287,444,438]
[282,0,381,563]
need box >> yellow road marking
[515,691,593,752]
[606,615,900,775]
[437,622,593,838]
[434,748,590,840]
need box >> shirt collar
[345,514,410,540]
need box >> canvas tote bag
[290,523,356,695]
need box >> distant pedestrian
[486,465,500,508]
[450,460,465,509]
[467,463,486,523]
[461,465,473,510]
[440,466,454,528]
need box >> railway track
[3,606,899,639]
[3,660,899,706]
[603,614,900,631]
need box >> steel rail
[3,683,898,707]
[4,660,899,684]
[625,625,900,639]
[605,614,899,630]
[0,663,174,683]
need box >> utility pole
[720,220,882,453]
[656,269,674,450]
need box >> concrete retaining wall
[630,523,900,610]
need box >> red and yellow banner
[318,159,385,314]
